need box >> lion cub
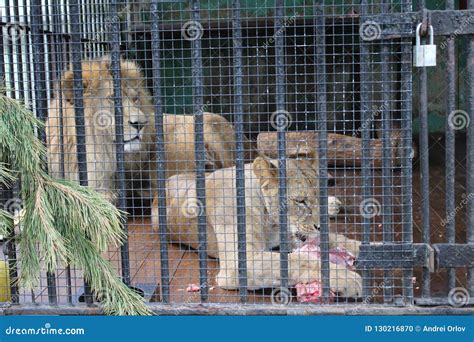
[152,156,362,297]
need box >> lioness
[152,156,362,296]
[46,55,248,202]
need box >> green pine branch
[0,93,151,315]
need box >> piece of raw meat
[293,238,356,303]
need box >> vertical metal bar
[3,190,19,304]
[381,3,394,303]
[92,0,100,57]
[191,0,208,302]
[68,2,88,209]
[4,0,16,99]
[31,0,57,305]
[51,3,65,178]
[0,12,18,306]
[400,0,414,303]
[468,0,474,297]
[86,0,92,55]
[359,0,373,300]
[9,185,23,304]
[64,0,71,60]
[445,0,457,290]
[0,1,24,304]
[80,0,86,58]
[44,0,52,95]
[274,0,289,292]
[12,3,24,98]
[22,0,34,108]
[51,0,73,305]
[99,0,107,49]
[110,0,131,288]
[231,0,248,302]
[416,0,431,300]
[150,0,170,304]
[0,19,5,86]
[5,228,19,305]
[314,1,330,302]
[118,1,129,55]
[69,0,93,305]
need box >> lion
[46,55,249,203]
[152,155,362,296]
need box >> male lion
[46,55,247,203]
[152,156,362,296]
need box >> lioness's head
[61,55,153,154]
[253,155,321,241]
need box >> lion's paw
[329,264,362,298]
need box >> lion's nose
[129,120,147,132]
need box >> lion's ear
[253,156,278,188]
[61,69,92,104]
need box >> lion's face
[61,56,154,155]
[252,156,321,241]
[83,80,150,153]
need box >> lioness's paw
[328,196,342,217]
[329,264,362,298]
[216,270,239,290]
[341,238,361,258]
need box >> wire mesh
[0,0,471,312]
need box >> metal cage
[0,0,473,315]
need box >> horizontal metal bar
[415,297,474,306]
[0,22,109,45]
[358,243,474,270]
[129,10,474,39]
[368,9,474,38]
[357,244,434,270]
[2,304,473,316]
[434,244,474,268]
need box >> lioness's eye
[132,96,140,103]
[294,198,307,205]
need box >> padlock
[413,23,437,67]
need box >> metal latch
[356,243,435,271]
[433,243,474,269]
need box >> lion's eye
[294,198,307,206]
[132,96,140,103]
[106,95,114,102]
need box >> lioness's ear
[61,69,92,104]
[294,149,319,169]
[253,156,278,187]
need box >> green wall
[129,1,466,134]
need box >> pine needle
[0,162,14,237]
[0,208,12,237]
[0,93,151,315]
